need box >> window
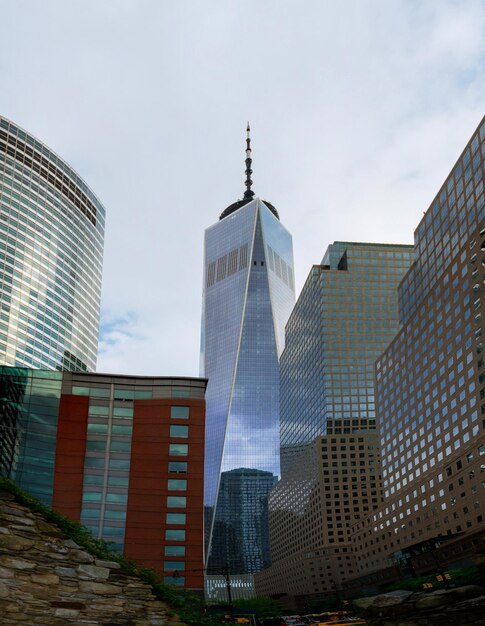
[114,388,134,400]
[110,441,131,452]
[72,386,89,396]
[89,387,110,398]
[108,475,129,487]
[165,529,185,541]
[165,546,185,556]
[170,425,189,438]
[167,496,186,508]
[172,390,190,398]
[106,493,128,504]
[113,407,133,418]
[169,443,188,456]
[164,561,185,571]
[87,423,108,434]
[168,479,187,491]
[168,462,187,473]
[164,576,185,586]
[89,405,109,416]
[171,406,189,419]
[166,513,186,525]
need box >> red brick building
[0,368,206,591]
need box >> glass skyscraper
[0,116,105,372]
[210,468,277,575]
[201,127,295,577]
[280,242,414,475]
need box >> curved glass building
[0,116,105,372]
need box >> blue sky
[1,0,484,375]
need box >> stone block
[415,594,448,610]
[0,582,9,598]
[2,601,22,612]
[31,573,60,586]
[0,505,28,517]
[1,514,34,525]
[54,566,77,577]
[79,580,120,595]
[70,549,94,563]
[54,607,80,618]
[0,533,34,551]
[77,563,110,579]
[95,558,121,569]
[0,565,15,578]
[0,556,35,570]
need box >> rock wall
[0,489,185,625]
[353,587,485,626]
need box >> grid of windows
[280,242,414,476]
[351,116,485,576]
[255,434,381,597]
[0,116,105,371]
[202,198,295,576]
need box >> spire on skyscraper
[219,123,279,221]
[243,122,255,201]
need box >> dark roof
[219,198,279,221]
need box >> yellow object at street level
[436,573,452,582]
[303,612,367,625]
[423,582,434,589]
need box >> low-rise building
[0,366,206,591]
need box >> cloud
[1,0,484,376]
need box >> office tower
[0,116,105,372]
[0,366,207,591]
[255,433,381,605]
[254,242,412,605]
[280,242,414,475]
[350,116,485,584]
[211,468,277,573]
[201,126,295,580]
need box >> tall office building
[201,126,295,579]
[0,116,105,372]
[349,116,485,584]
[0,366,207,591]
[255,433,381,606]
[254,242,413,605]
[210,468,277,574]
[280,242,414,475]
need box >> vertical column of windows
[164,404,190,585]
[79,385,134,550]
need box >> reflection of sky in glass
[0,368,62,504]
[0,118,105,372]
[280,243,414,475]
[201,199,294,569]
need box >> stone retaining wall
[353,587,485,626]
[0,489,185,625]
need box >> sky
[1,0,484,377]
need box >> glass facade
[201,198,295,574]
[0,116,105,371]
[0,366,61,503]
[351,116,485,577]
[280,242,414,476]
[210,468,277,575]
